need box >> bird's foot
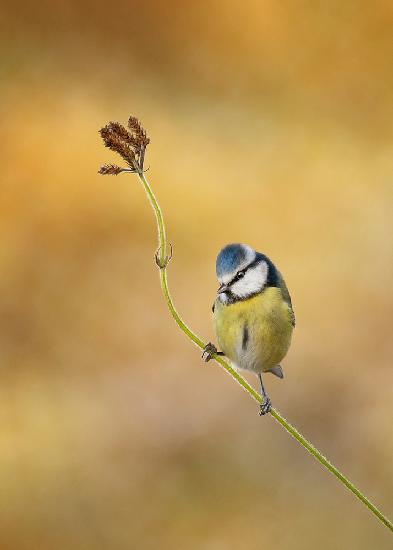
[259,397,272,416]
[202,343,218,362]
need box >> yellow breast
[213,287,294,373]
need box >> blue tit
[202,243,295,415]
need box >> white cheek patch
[231,261,268,299]
[219,245,256,285]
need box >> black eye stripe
[230,268,247,285]
[221,254,279,304]
[228,256,278,289]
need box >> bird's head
[216,243,276,304]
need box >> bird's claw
[202,343,218,362]
[259,397,272,416]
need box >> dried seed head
[98,116,150,174]
[99,124,135,166]
[107,122,139,147]
[128,116,150,147]
[98,164,126,175]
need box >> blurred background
[1,1,392,548]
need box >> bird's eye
[237,270,245,279]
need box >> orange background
[1,1,393,548]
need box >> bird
[202,243,295,415]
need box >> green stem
[136,171,393,534]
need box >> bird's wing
[278,272,296,327]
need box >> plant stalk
[136,170,393,534]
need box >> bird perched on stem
[203,243,295,415]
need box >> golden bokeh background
[1,1,393,548]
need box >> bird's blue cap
[216,243,255,279]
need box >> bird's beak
[217,283,229,294]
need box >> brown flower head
[98,116,150,174]
[98,164,124,175]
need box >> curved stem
[138,171,166,266]
[136,171,393,534]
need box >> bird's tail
[268,365,284,379]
